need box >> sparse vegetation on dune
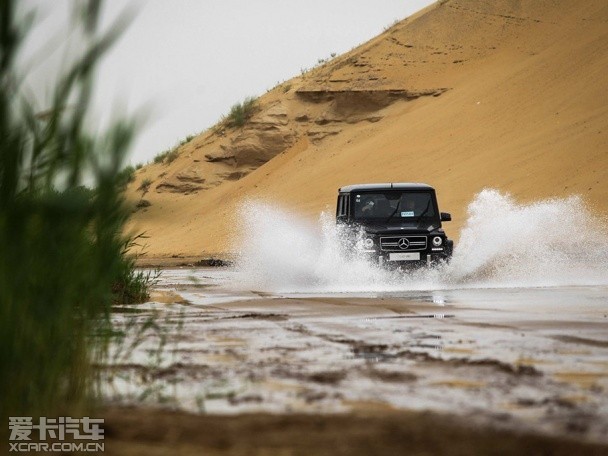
[138,178,153,197]
[224,96,258,127]
[118,165,136,186]
[150,133,196,165]
[0,0,154,427]
[383,19,400,31]
[154,149,170,163]
[153,147,177,164]
[181,134,195,145]
[298,53,337,78]
[166,148,179,163]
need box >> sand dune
[126,0,608,260]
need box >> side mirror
[440,212,452,222]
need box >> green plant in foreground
[225,96,258,127]
[112,235,160,304]
[0,0,153,426]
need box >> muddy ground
[102,407,607,455]
[101,268,608,454]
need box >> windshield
[353,191,437,223]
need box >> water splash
[234,190,608,292]
[447,190,608,287]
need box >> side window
[344,195,350,217]
[337,195,348,218]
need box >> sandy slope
[126,0,608,260]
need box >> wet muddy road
[106,268,608,443]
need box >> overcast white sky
[21,1,435,165]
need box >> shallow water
[235,190,608,292]
[104,268,608,442]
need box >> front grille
[380,236,427,251]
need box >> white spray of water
[235,189,608,293]
[447,190,608,287]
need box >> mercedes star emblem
[398,238,410,250]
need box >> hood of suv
[357,222,440,236]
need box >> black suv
[336,183,453,266]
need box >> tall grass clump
[153,149,170,163]
[118,164,136,186]
[180,134,195,146]
[225,96,257,127]
[113,236,159,304]
[0,0,151,426]
[153,146,178,164]
[165,148,179,163]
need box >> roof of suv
[338,183,434,193]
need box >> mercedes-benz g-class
[336,183,453,266]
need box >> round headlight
[432,236,443,247]
[363,238,374,249]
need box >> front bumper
[356,248,451,267]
